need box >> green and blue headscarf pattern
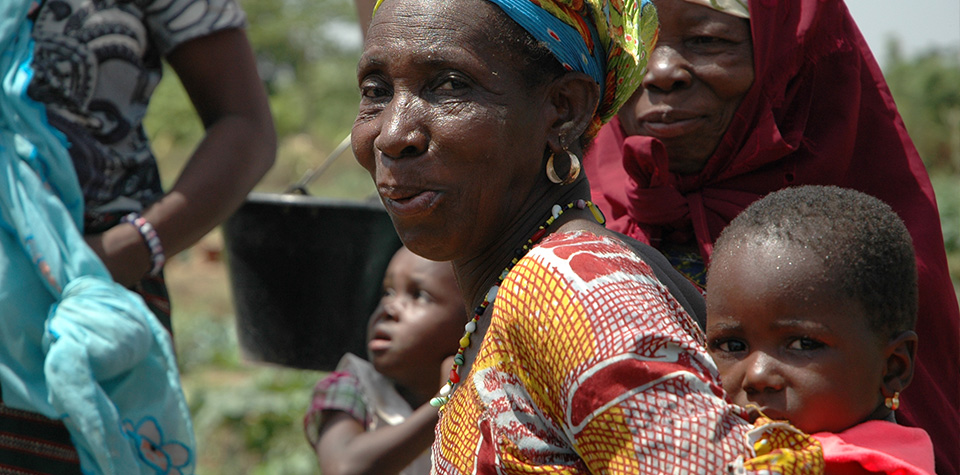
[372,0,659,138]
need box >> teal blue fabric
[0,1,195,473]
[486,0,605,86]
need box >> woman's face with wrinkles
[352,0,553,262]
[618,0,754,175]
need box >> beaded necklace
[430,199,605,409]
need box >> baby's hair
[711,185,917,338]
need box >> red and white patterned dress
[432,231,752,474]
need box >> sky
[333,1,960,66]
[845,0,960,64]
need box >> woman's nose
[640,45,692,93]
[373,94,429,159]
[742,351,786,394]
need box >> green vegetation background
[143,0,960,472]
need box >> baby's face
[705,240,887,434]
[367,248,464,383]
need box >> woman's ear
[544,72,600,152]
[881,330,917,398]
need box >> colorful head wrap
[372,0,659,138]
[682,0,749,18]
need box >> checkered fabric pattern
[431,232,822,474]
[303,371,368,447]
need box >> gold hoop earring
[884,391,900,411]
[546,150,581,185]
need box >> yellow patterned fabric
[432,231,753,473]
[430,231,824,474]
[739,417,825,473]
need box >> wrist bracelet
[121,212,166,277]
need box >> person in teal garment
[0,0,275,472]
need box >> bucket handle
[285,133,353,195]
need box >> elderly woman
[582,1,960,473]
[352,0,826,473]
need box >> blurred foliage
[145,0,371,199]
[883,40,960,175]
[931,174,960,282]
[183,361,323,474]
[142,0,960,469]
[239,0,362,157]
[881,40,960,277]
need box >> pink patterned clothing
[305,354,432,475]
[432,231,753,474]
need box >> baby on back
[706,185,935,474]
[304,246,467,475]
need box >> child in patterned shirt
[304,246,467,475]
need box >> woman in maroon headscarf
[583,1,960,473]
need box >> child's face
[367,248,464,384]
[706,240,887,434]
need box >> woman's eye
[360,79,391,99]
[361,86,389,99]
[787,337,824,351]
[436,76,469,92]
[690,36,723,45]
[686,35,738,52]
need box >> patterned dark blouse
[27,0,246,223]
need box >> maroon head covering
[584,1,960,473]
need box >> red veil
[584,1,960,472]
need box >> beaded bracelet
[121,212,166,277]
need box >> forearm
[144,112,275,258]
[95,113,274,285]
[91,28,276,286]
[320,403,439,475]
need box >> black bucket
[222,192,402,370]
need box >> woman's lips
[636,110,704,139]
[380,189,439,217]
[640,119,703,139]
